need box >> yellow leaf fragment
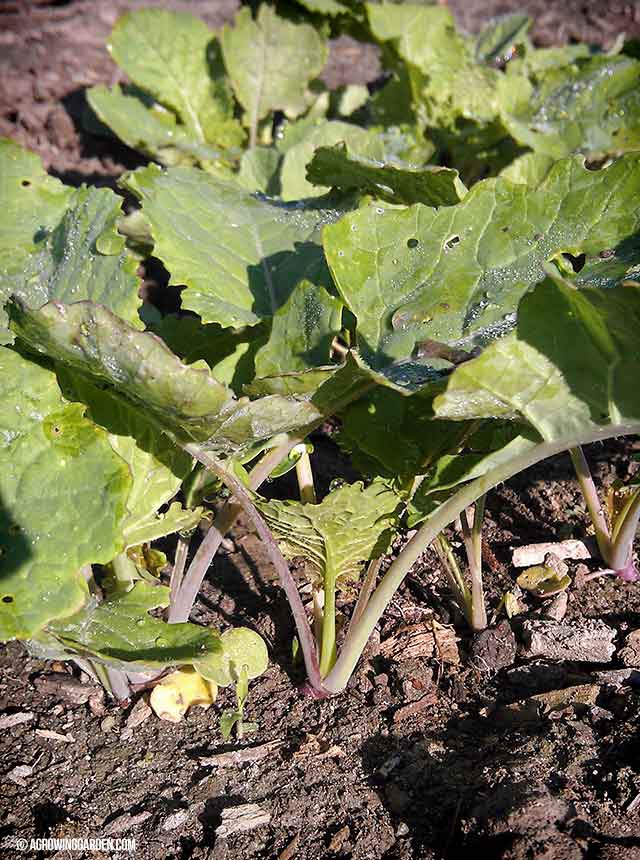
[150,668,218,723]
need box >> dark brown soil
[2,3,640,859]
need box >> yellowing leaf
[150,668,218,723]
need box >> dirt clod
[470,620,517,672]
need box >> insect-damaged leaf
[323,153,640,378]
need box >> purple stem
[169,437,300,624]
[184,444,326,696]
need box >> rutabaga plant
[2,3,640,706]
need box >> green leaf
[280,120,385,200]
[10,300,323,457]
[434,279,640,439]
[58,369,195,546]
[123,164,341,328]
[46,581,222,670]
[0,139,72,274]
[499,152,555,186]
[307,142,465,206]
[221,6,328,134]
[323,153,640,372]
[367,4,468,78]
[0,348,131,640]
[87,86,241,167]
[339,387,468,478]
[257,480,401,589]
[368,4,504,129]
[195,627,268,686]
[499,54,640,158]
[474,13,530,65]
[106,9,242,148]
[150,314,265,392]
[237,147,282,195]
[254,280,343,378]
[0,141,141,344]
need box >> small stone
[103,811,152,835]
[215,804,270,839]
[396,822,410,837]
[162,810,189,831]
[0,711,34,730]
[618,629,640,667]
[512,540,590,567]
[470,621,517,672]
[6,764,33,786]
[519,619,616,663]
[542,591,569,622]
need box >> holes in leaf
[444,235,460,251]
[598,249,615,260]
[21,179,31,187]
[563,252,586,273]
[1,595,14,604]
[407,238,419,249]
[501,226,509,233]
[51,425,62,435]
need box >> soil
[2,2,640,859]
